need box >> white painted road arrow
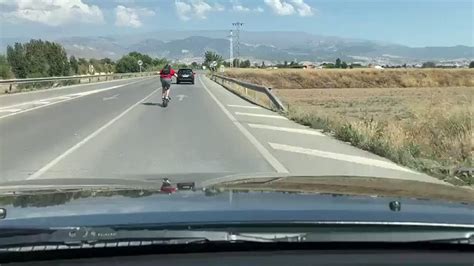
[176,94,188,101]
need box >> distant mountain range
[1,31,472,65]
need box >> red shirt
[160,68,176,79]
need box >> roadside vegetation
[223,68,473,185]
[1,39,201,94]
[223,68,474,89]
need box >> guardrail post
[9,84,12,93]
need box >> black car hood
[0,177,473,228]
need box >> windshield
[0,0,472,229]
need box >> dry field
[223,69,473,185]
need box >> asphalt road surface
[0,74,445,186]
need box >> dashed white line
[227,104,262,109]
[235,112,288,120]
[27,88,160,180]
[248,123,325,136]
[269,142,417,174]
[200,76,289,173]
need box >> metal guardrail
[0,72,155,84]
[0,72,157,93]
[211,74,286,112]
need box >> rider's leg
[165,87,171,99]
[162,87,166,99]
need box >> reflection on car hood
[0,176,473,228]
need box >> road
[0,74,445,186]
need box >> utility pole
[232,22,243,67]
[228,30,234,68]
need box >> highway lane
[0,75,274,182]
[0,74,445,185]
[0,77,160,181]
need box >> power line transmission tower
[232,22,243,67]
[227,30,233,67]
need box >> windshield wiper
[0,228,305,251]
[0,226,472,252]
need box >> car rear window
[179,69,193,74]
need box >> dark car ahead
[177,68,195,84]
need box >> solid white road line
[227,104,262,109]
[235,112,288,120]
[0,108,22,113]
[0,79,144,120]
[248,123,325,136]
[199,76,289,173]
[269,142,418,174]
[27,88,159,180]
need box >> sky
[0,0,472,47]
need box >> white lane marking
[269,142,417,174]
[27,88,160,180]
[248,123,325,136]
[35,101,50,104]
[227,104,262,109]
[103,94,119,101]
[0,108,22,113]
[199,76,289,173]
[235,112,288,120]
[176,94,188,101]
[0,80,145,120]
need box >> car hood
[0,176,473,228]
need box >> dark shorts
[161,78,172,90]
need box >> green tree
[261,61,266,68]
[341,61,348,69]
[204,51,223,69]
[116,55,140,73]
[7,40,69,78]
[240,60,251,68]
[69,56,79,74]
[7,43,27,78]
[335,58,342,68]
[422,61,436,68]
[0,54,14,79]
[469,61,474,68]
[191,62,199,69]
[128,51,152,70]
[77,58,89,74]
[232,58,240,67]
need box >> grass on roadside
[286,100,472,186]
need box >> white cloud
[2,0,104,26]
[264,0,295,15]
[264,0,314,16]
[233,4,250,12]
[291,0,313,16]
[175,0,224,21]
[115,5,155,28]
[231,0,265,13]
